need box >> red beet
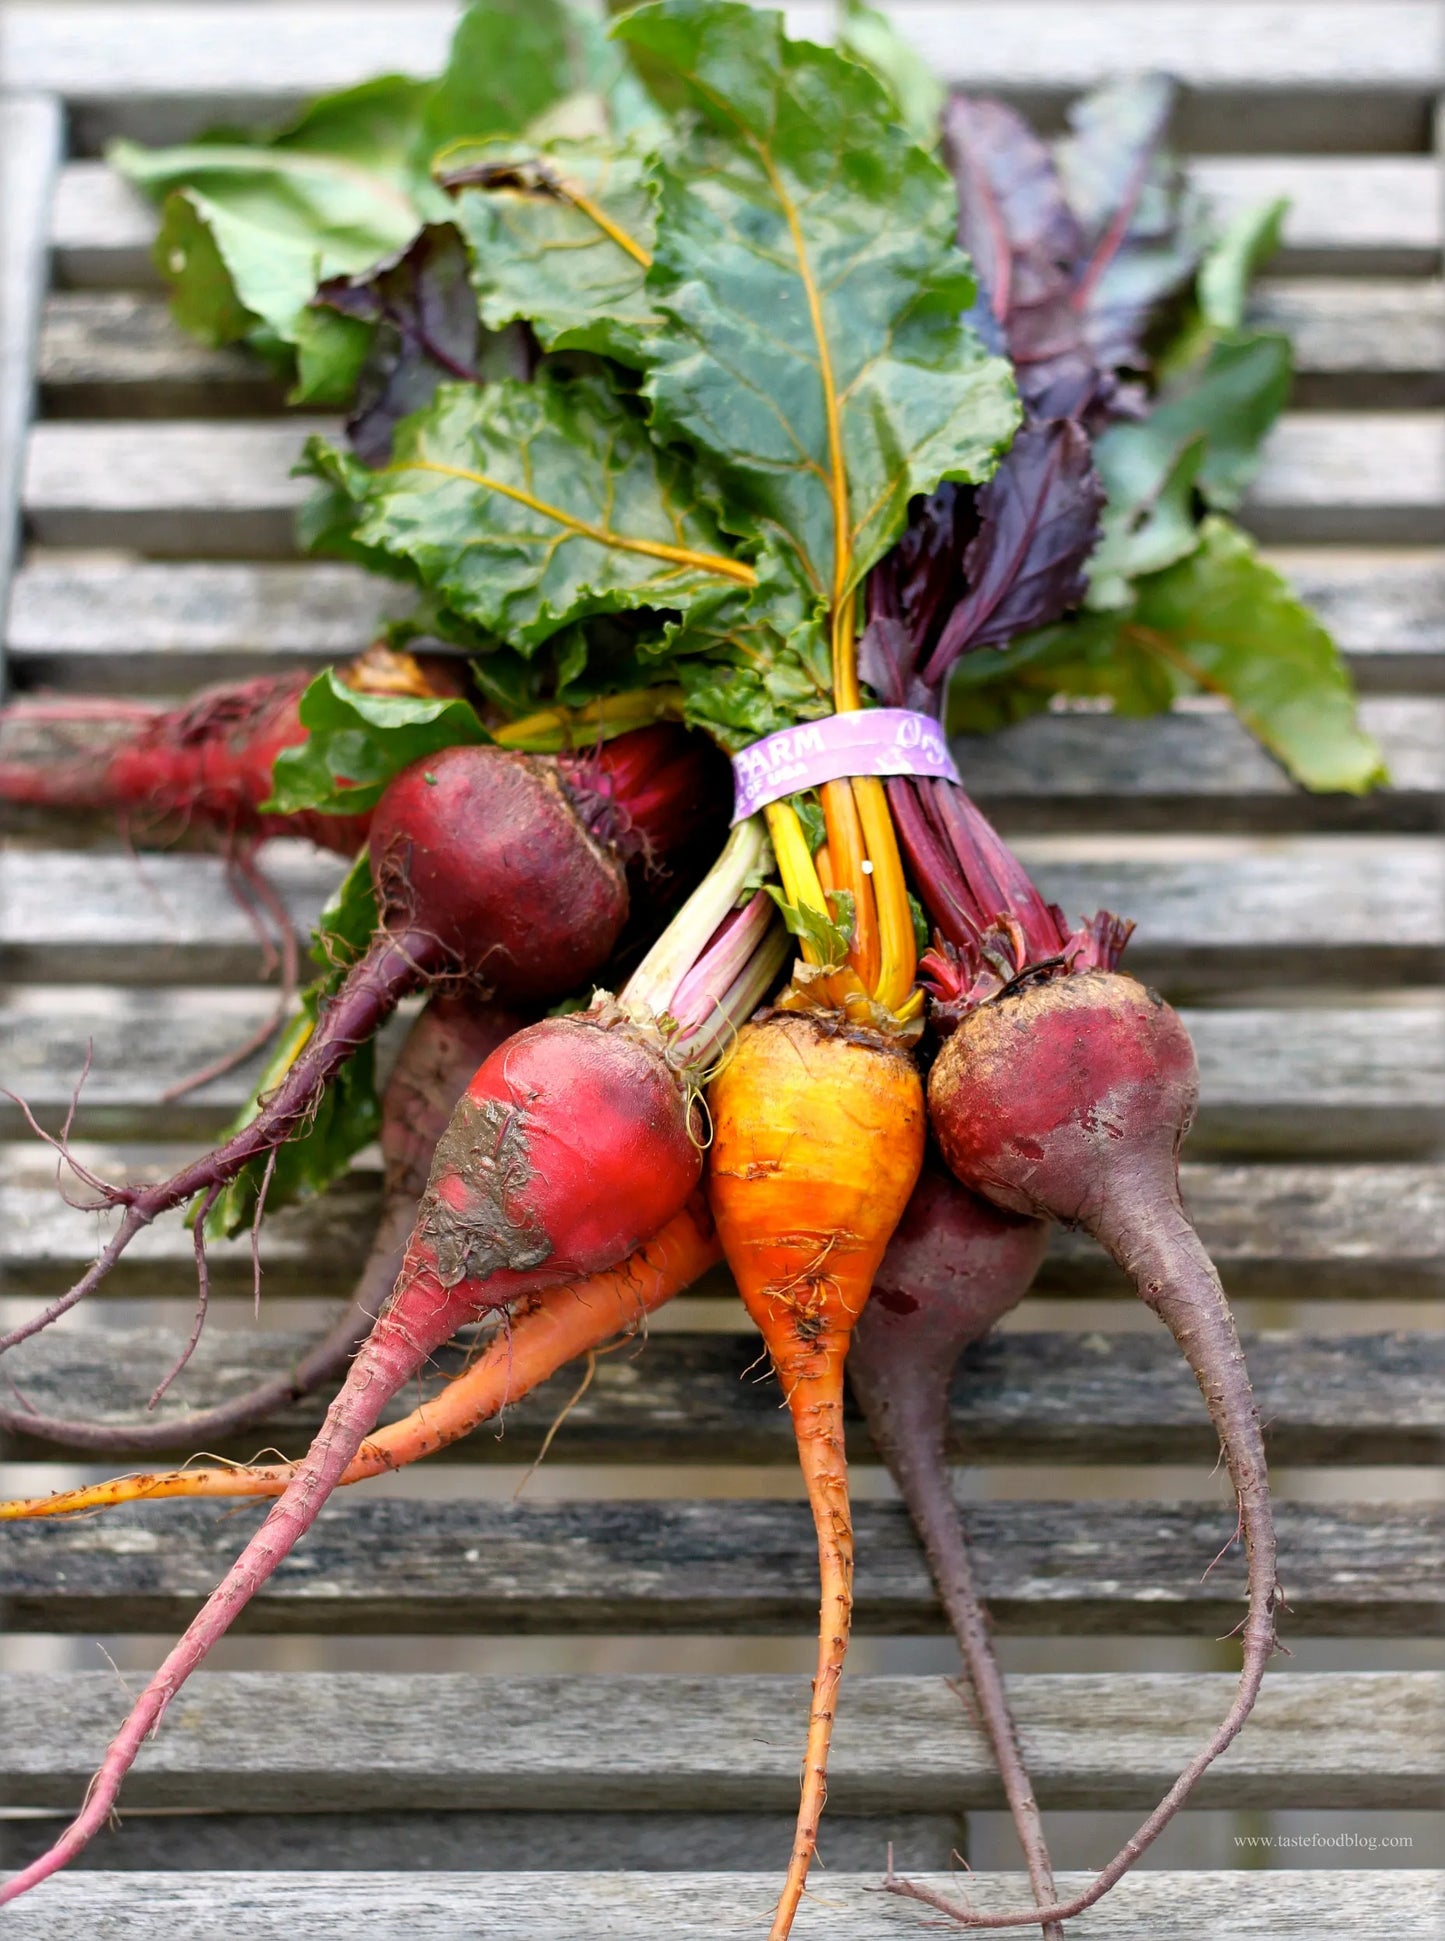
[2,727,720,1356]
[0,1002,703,1906]
[909,968,1281,1930]
[0,991,523,1455]
[849,1160,1059,1932]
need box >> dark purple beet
[903,970,1281,1931]
[369,745,628,1003]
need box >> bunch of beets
[3,3,1350,1927]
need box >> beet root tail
[0,1266,479,1907]
[0,930,438,1360]
[888,1200,1281,1933]
[868,1393,1062,1937]
[0,994,523,1455]
[849,1162,1058,1930]
[770,1366,854,1941]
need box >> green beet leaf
[1133,328,1293,512]
[1086,323,1291,590]
[834,0,944,148]
[1151,194,1289,381]
[947,605,1174,734]
[614,0,1019,609]
[1086,431,1207,609]
[764,884,857,970]
[296,436,422,575]
[1199,197,1290,334]
[666,541,831,750]
[267,667,489,815]
[420,0,644,158]
[115,76,443,403]
[114,0,650,402]
[951,516,1385,793]
[349,367,756,648]
[448,136,661,362]
[1126,516,1387,792]
[202,853,382,1240]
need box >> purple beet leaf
[316,223,530,465]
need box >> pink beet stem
[669,889,772,1035]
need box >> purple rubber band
[731,709,960,823]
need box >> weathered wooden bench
[1,5,1442,1935]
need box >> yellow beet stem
[764,800,830,964]
[824,589,916,1013]
[708,1013,924,1939]
[820,776,880,990]
[852,774,917,1010]
[0,1202,719,1521]
[492,686,685,752]
[830,588,861,712]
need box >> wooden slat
[0,98,63,700]
[954,699,1445,835]
[38,294,291,419]
[1191,162,1443,274]
[15,1867,1445,1941]
[24,415,1444,557]
[1251,280,1445,406]
[2,1498,1438,1636]
[4,996,1439,1156]
[36,284,1445,420]
[10,2,1441,150]
[1243,413,1445,545]
[0,841,345,983]
[2,1496,1439,1638]
[1,1869,1438,1941]
[4,1158,1440,1304]
[5,560,414,689]
[0,1806,965,1877]
[21,421,334,557]
[7,838,1439,992]
[4,1670,1437,1813]
[0,993,411,1142]
[5,1158,1439,1305]
[3,1328,1437,1468]
[9,552,1441,694]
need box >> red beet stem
[886,775,983,949]
[559,723,730,880]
